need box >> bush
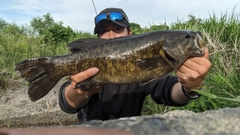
[41,23,76,45]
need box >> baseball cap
[94,8,130,34]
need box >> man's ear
[128,29,132,35]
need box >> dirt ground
[0,78,78,128]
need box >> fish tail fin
[14,57,62,102]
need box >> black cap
[94,8,130,34]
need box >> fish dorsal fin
[67,38,107,53]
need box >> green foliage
[41,23,76,44]
[202,12,240,45]
[149,23,170,31]
[0,18,8,30]
[73,31,96,39]
[169,15,202,31]
[0,75,7,92]
[130,22,142,34]
[30,13,55,35]
[30,13,76,44]
[1,23,26,36]
[0,28,93,76]
[141,95,173,115]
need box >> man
[59,8,211,122]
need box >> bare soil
[0,79,78,128]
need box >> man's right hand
[69,67,100,95]
[64,67,100,109]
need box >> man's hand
[175,48,211,89]
[64,67,100,108]
[69,67,100,95]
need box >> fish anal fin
[28,75,61,102]
[139,78,157,86]
[75,78,101,90]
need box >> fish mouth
[189,47,205,57]
[190,32,206,57]
[163,47,205,68]
[164,51,177,66]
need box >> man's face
[98,22,132,39]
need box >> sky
[0,0,239,34]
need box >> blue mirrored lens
[95,14,107,24]
[109,12,123,21]
[95,12,123,24]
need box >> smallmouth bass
[15,30,205,101]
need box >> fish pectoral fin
[139,78,157,86]
[135,58,161,70]
[75,78,101,90]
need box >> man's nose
[108,30,116,38]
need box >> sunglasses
[95,12,127,24]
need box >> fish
[14,30,206,102]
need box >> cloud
[0,0,239,33]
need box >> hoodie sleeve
[58,80,81,113]
[148,75,188,106]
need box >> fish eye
[185,34,191,38]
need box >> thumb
[203,48,209,59]
[91,67,99,75]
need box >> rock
[2,107,239,135]
[0,127,132,135]
[0,96,9,104]
[73,107,240,135]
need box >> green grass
[0,75,7,92]
[0,11,240,115]
[142,11,240,114]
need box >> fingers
[68,67,100,94]
[203,48,209,59]
[70,67,99,83]
[176,62,202,80]
[175,48,211,88]
[176,69,204,89]
[177,48,211,75]
[177,59,209,79]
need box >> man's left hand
[175,48,211,89]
